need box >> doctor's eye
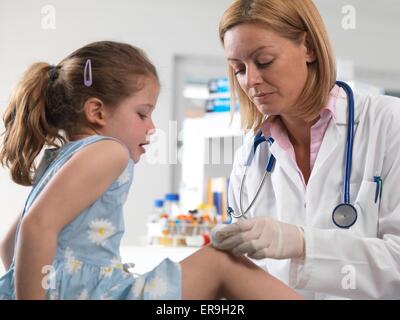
[256,60,274,69]
[234,69,245,76]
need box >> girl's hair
[219,0,337,132]
[0,41,158,186]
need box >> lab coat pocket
[351,181,379,237]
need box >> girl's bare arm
[15,140,129,299]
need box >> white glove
[211,217,305,260]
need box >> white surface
[120,245,199,275]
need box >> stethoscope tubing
[232,81,356,224]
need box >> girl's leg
[180,245,302,300]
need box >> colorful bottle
[164,193,181,219]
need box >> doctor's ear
[300,32,317,64]
[82,97,109,127]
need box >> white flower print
[100,266,113,278]
[111,257,123,270]
[64,247,82,274]
[117,166,130,185]
[147,276,168,299]
[77,289,89,300]
[64,247,74,260]
[88,219,115,246]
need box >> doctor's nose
[244,65,263,89]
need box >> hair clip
[84,59,93,87]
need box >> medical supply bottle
[149,199,164,223]
[164,193,181,219]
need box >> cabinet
[180,112,243,213]
[173,55,244,213]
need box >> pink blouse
[261,85,340,187]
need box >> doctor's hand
[211,217,305,260]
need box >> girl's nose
[147,119,156,137]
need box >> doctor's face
[224,22,315,117]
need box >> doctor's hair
[0,41,158,186]
[219,0,337,132]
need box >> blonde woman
[212,0,400,299]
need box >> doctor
[212,0,400,299]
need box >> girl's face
[223,23,315,117]
[102,76,159,163]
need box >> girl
[0,41,301,300]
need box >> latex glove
[211,217,305,260]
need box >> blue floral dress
[0,135,181,300]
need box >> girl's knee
[200,245,248,272]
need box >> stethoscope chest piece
[332,203,358,228]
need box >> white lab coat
[228,87,400,299]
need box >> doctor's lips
[252,92,275,103]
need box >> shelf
[208,92,230,99]
[180,112,244,212]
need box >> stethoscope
[228,80,358,229]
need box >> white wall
[314,0,400,90]
[1,0,399,249]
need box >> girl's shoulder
[33,135,132,192]
[63,135,130,161]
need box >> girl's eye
[138,113,147,119]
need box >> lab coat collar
[269,138,305,191]
[334,86,361,126]
[309,86,360,182]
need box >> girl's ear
[82,98,109,127]
[301,32,317,64]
